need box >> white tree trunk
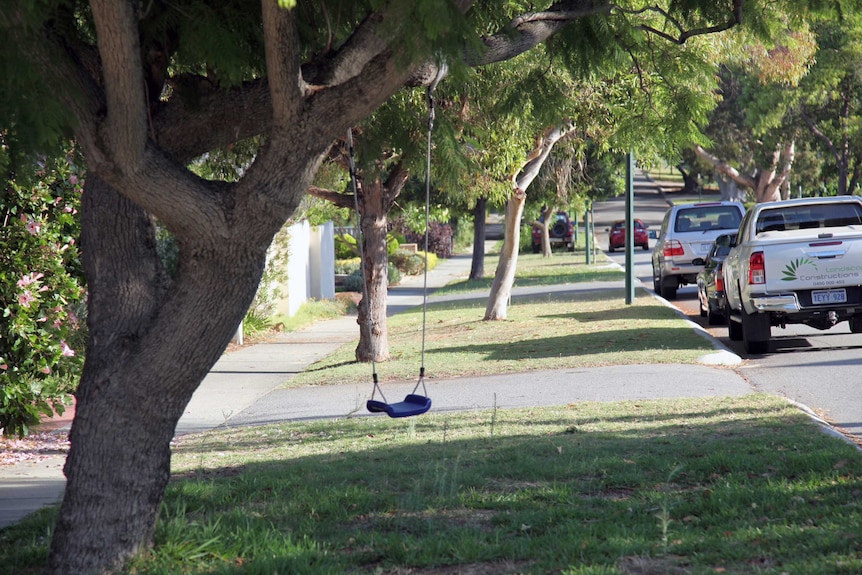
[485,123,575,320]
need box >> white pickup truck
[723,196,862,354]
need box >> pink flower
[41,366,51,374]
[25,218,41,236]
[0,364,7,370]
[60,341,76,357]
[69,174,78,185]
[18,291,36,308]
[17,273,44,287]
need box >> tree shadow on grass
[151,398,862,575]
[425,326,706,362]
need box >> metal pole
[584,205,592,265]
[625,151,635,304]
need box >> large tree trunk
[49,177,268,573]
[470,197,487,280]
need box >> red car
[608,219,649,252]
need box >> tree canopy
[1,1,849,573]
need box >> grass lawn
[290,253,712,387]
[3,249,861,574]
[5,396,860,574]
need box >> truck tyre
[741,307,770,354]
[659,274,677,300]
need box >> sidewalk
[0,245,750,530]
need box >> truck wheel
[659,274,677,300]
[741,308,770,354]
[532,243,540,254]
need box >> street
[594,172,862,446]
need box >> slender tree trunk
[470,197,487,280]
[484,189,526,320]
[485,123,575,319]
[675,163,699,194]
[49,177,266,574]
[539,204,555,257]
[355,179,391,362]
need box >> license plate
[812,289,847,305]
[696,243,712,254]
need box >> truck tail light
[749,251,765,284]
[716,271,724,292]
[663,240,684,257]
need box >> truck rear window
[756,203,862,234]
[674,206,741,232]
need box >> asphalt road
[596,173,862,446]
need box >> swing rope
[352,62,446,417]
[346,128,382,399]
[417,61,446,393]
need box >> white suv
[651,201,745,299]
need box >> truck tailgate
[760,228,862,293]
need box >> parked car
[651,201,745,299]
[696,233,736,325]
[532,211,574,253]
[723,196,862,354]
[607,219,649,252]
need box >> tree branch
[693,144,757,190]
[261,0,304,127]
[619,0,744,45]
[90,0,148,171]
[800,107,840,165]
[307,186,355,209]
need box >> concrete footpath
[0,249,751,530]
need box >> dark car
[532,211,574,253]
[607,219,649,252]
[696,233,736,325]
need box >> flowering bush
[1,149,86,437]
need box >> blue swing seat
[367,394,432,418]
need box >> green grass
[5,396,861,574]
[271,298,356,333]
[290,252,710,387]
[5,249,860,574]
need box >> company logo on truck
[782,258,816,282]
[782,258,862,284]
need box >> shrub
[1,149,86,437]
[334,233,359,259]
[387,262,402,286]
[394,220,454,259]
[389,249,425,275]
[343,269,364,292]
[335,257,361,275]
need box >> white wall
[279,221,336,317]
